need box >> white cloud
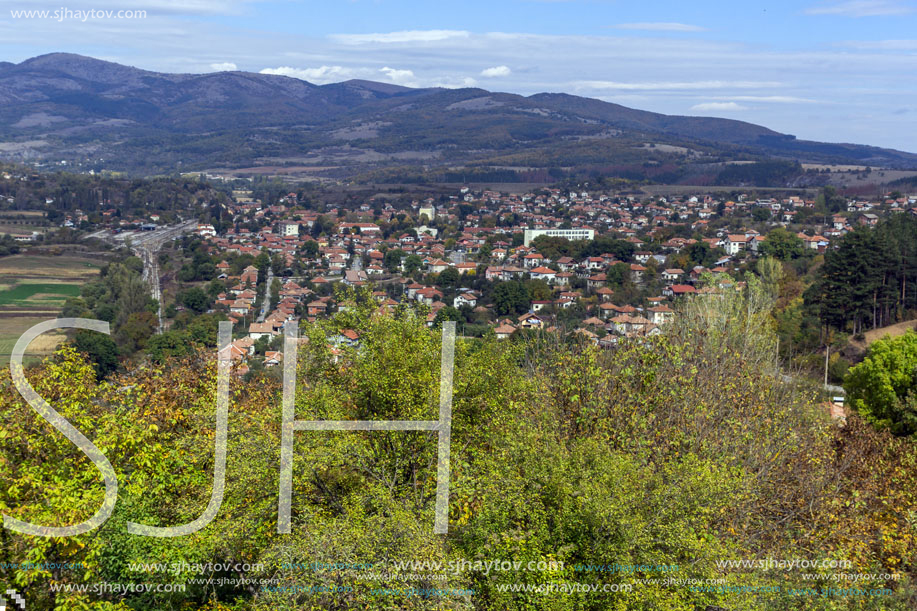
[840,38,917,49]
[575,80,783,91]
[613,22,706,32]
[260,65,360,84]
[432,76,479,88]
[379,66,418,87]
[805,0,915,16]
[691,102,749,111]
[330,30,471,44]
[710,95,820,103]
[210,62,237,71]
[480,65,512,78]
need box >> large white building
[523,228,595,247]
[278,221,299,237]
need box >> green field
[0,254,103,365]
[0,282,81,307]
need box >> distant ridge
[1,52,914,178]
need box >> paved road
[257,268,274,323]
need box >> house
[454,291,479,308]
[494,322,516,340]
[428,259,450,274]
[662,268,684,282]
[197,224,217,237]
[664,284,697,298]
[647,305,675,325]
[240,265,259,285]
[587,274,607,289]
[630,263,646,282]
[529,266,557,283]
[522,253,545,268]
[531,300,552,312]
[595,287,615,302]
[248,322,276,341]
[724,234,750,255]
[415,287,444,306]
[278,221,299,237]
[452,262,475,275]
[518,312,545,328]
[343,269,369,286]
[307,300,328,316]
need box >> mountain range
[1,53,915,182]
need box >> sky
[0,0,915,152]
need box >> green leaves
[846,331,917,435]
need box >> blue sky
[0,0,915,151]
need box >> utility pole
[824,341,830,388]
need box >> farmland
[0,254,102,364]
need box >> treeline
[806,213,917,334]
[529,235,636,262]
[61,254,159,377]
[0,171,228,218]
[0,234,21,257]
[714,160,802,187]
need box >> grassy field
[0,254,101,280]
[0,316,68,366]
[0,254,103,365]
[0,282,81,307]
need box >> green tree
[760,227,804,261]
[492,280,530,315]
[437,266,460,288]
[845,331,917,435]
[177,287,210,313]
[606,262,630,288]
[301,240,320,259]
[433,306,462,326]
[404,254,423,275]
[73,329,119,379]
[756,256,784,300]
[383,248,405,273]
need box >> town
[20,170,909,377]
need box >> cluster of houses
[43,181,915,366]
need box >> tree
[760,227,804,261]
[73,329,119,379]
[115,311,157,354]
[756,256,784,300]
[147,329,193,362]
[492,280,530,315]
[383,248,405,273]
[403,254,423,275]
[687,242,723,268]
[606,262,630,288]
[752,207,771,222]
[817,185,847,212]
[177,286,210,313]
[437,267,460,288]
[845,331,917,435]
[301,240,320,259]
[433,306,462,326]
